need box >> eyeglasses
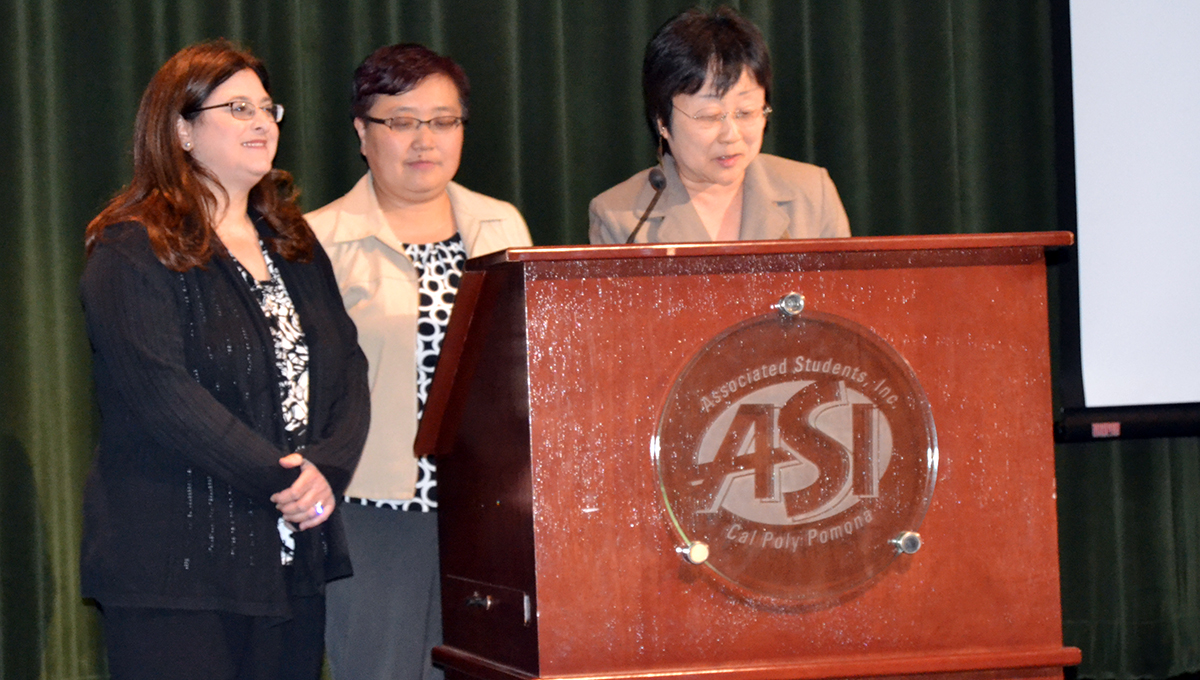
[195,100,285,123]
[672,103,772,129]
[362,115,466,133]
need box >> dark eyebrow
[384,105,459,115]
[226,95,274,105]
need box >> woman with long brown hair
[80,40,369,679]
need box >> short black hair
[352,43,470,120]
[642,6,771,154]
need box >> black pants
[100,594,324,680]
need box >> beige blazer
[588,153,850,244]
[306,173,532,500]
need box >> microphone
[625,167,667,244]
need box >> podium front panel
[429,237,1078,680]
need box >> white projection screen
[1053,0,1200,440]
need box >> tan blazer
[588,153,850,244]
[306,173,532,500]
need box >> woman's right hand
[271,453,336,530]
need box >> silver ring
[314,501,325,516]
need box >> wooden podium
[415,233,1081,680]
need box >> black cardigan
[79,221,370,617]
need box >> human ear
[176,116,193,151]
[352,117,369,156]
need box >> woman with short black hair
[590,6,851,244]
[307,43,531,680]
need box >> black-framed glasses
[362,115,466,133]
[672,103,772,129]
[195,100,285,123]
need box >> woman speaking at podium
[589,6,851,244]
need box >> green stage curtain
[0,1,1194,678]
[1058,437,1200,678]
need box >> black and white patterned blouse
[345,233,466,513]
[234,241,309,564]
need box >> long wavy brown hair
[86,39,313,270]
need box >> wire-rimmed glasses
[195,100,285,123]
[672,104,772,129]
[361,115,467,133]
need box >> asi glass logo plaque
[654,295,937,604]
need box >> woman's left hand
[271,453,335,530]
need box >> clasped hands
[271,452,335,531]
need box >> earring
[183,141,192,151]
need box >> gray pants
[326,504,443,680]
